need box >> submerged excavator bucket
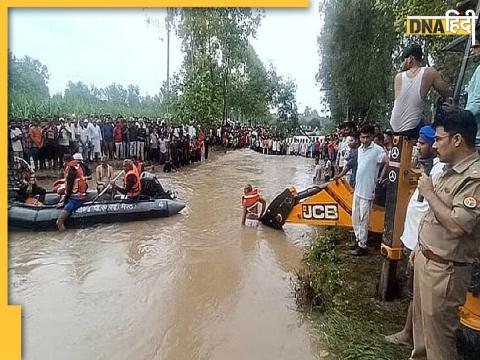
[261,178,385,233]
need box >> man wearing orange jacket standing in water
[241,184,267,227]
[56,153,87,231]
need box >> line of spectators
[8,116,254,173]
[248,121,395,185]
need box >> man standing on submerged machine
[390,43,451,137]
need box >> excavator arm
[261,178,385,234]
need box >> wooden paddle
[88,170,124,205]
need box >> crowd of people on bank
[7,39,480,359]
[8,116,256,173]
[250,120,394,187]
[328,43,480,360]
[381,42,480,360]
[8,116,271,232]
[246,42,480,360]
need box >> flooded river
[9,149,324,360]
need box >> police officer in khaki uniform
[411,110,480,359]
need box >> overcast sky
[9,3,322,112]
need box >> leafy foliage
[170,8,271,129]
[9,9,299,134]
[317,0,465,126]
[295,228,343,311]
[8,51,50,118]
[296,228,411,359]
[390,0,461,90]
[317,0,397,124]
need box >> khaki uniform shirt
[418,152,480,263]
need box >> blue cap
[419,125,435,146]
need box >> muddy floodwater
[9,149,324,360]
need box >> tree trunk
[222,56,230,124]
[364,97,374,124]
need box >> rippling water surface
[10,149,324,360]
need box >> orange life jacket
[242,189,260,211]
[125,168,141,198]
[64,160,87,200]
[24,195,43,207]
[134,161,144,175]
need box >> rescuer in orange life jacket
[56,153,88,231]
[131,155,144,176]
[241,184,267,227]
[111,159,141,201]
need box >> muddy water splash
[9,149,324,360]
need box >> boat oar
[88,170,124,205]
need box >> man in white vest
[390,44,451,138]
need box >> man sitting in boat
[53,153,91,195]
[241,184,267,227]
[95,156,114,193]
[131,155,144,175]
[17,171,46,206]
[57,153,87,231]
[111,159,141,201]
[8,152,46,205]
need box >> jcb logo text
[302,204,339,220]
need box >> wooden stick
[87,170,124,205]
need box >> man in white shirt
[313,157,322,184]
[10,124,23,159]
[77,120,90,163]
[385,125,444,346]
[351,125,389,256]
[324,158,333,182]
[336,129,350,172]
[159,136,168,164]
[68,120,76,143]
[57,119,72,162]
[88,119,103,161]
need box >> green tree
[229,44,272,125]
[317,0,465,127]
[103,83,128,105]
[317,0,397,124]
[64,81,93,102]
[8,51,50,118]
[172,8,264,129]
[9,9,297,125]
[127,84,141,109]
[268,64,299,137]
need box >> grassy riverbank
[295,228,411,360]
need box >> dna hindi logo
[406,9,478,43]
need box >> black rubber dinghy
[8,191,186,230]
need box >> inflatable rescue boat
[8,191,186,230]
